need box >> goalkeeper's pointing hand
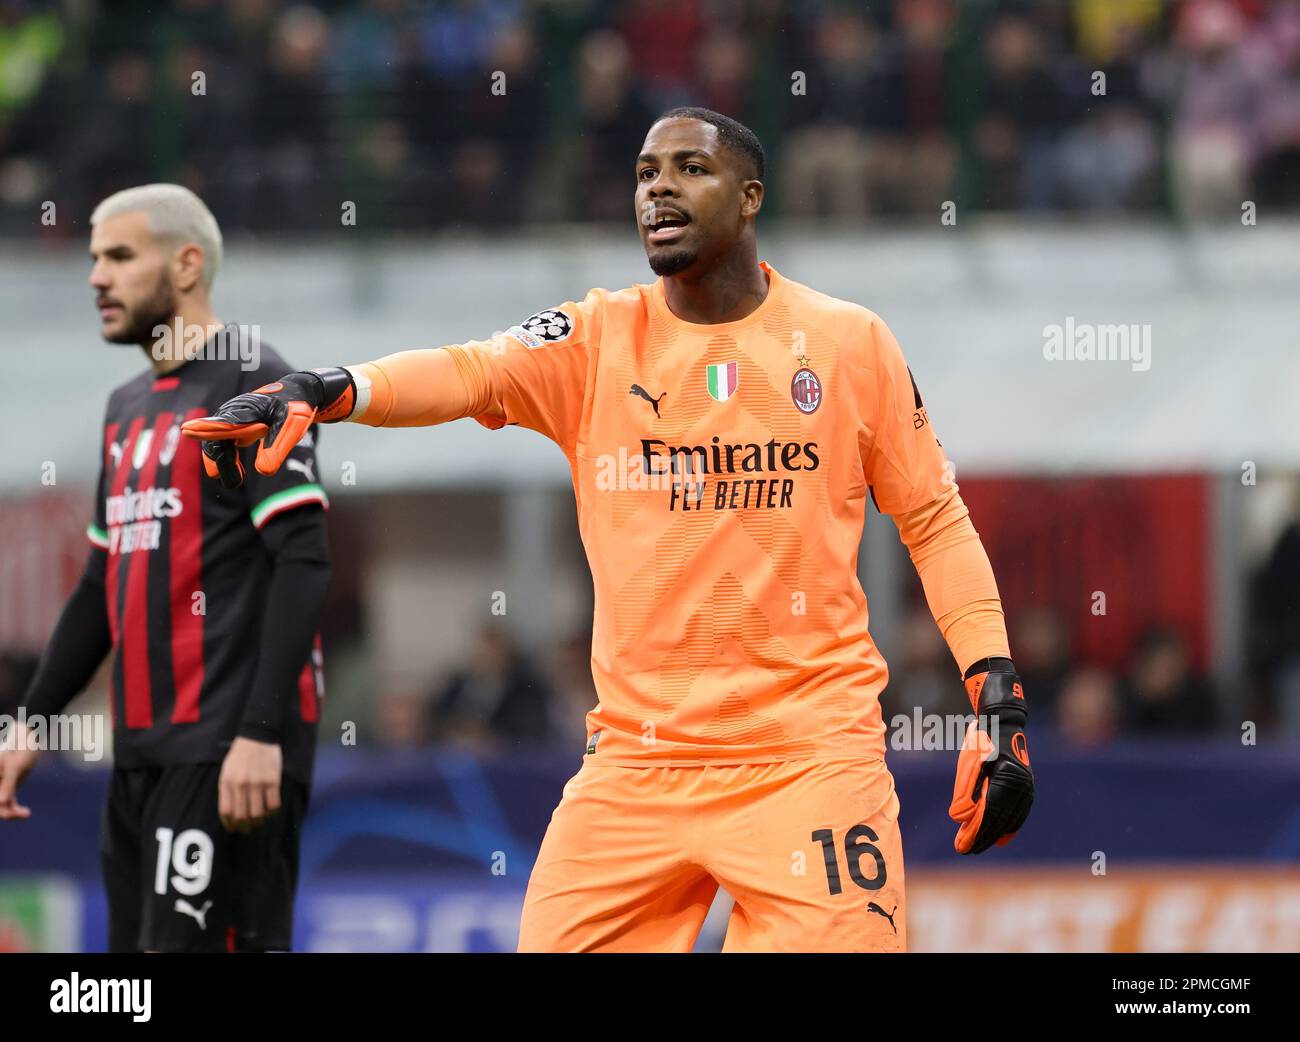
[181,368,356,488]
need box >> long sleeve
[893,485,1010,676]
[237,505,331,742]
[345,347,478,427]
[342,293,601,453]
[21,547,113,718]
[855,311,1010,674]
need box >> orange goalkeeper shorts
[517,757,906,953]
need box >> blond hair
[91,183,223,290]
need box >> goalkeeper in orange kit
[184,107,1032,952]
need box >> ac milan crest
[791,366,822,414]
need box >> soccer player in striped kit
[0,185,329,952]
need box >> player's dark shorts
[100,763,310,953]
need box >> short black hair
[655,107,765,181]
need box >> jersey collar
[652,261,785,334]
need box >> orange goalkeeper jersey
[359,262,958,765]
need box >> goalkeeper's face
[635,118,761,278]
[88,211,179,347]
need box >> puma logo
[174,898,213,931]
[867,901,898,934]
[286,457,315,482]
[629,384,665,417]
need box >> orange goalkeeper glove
[949,657,1034,855]
[182,368,356,488]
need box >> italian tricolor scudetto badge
[706,361,738,402]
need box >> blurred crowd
[879,607,1222,751]
[2,0,1300,235]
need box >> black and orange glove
[181,368,356,488]
[949,656,1034,855]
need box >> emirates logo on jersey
[105,485,185,554]
[106,486,184,526]
[638,436,820,512]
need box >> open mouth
[647,211,690,245]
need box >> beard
[101,271,178,346]
[647,245,698,277]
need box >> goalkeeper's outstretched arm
[180,348,501,487]
[183,294,599,484]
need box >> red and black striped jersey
[87,332,327,781]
